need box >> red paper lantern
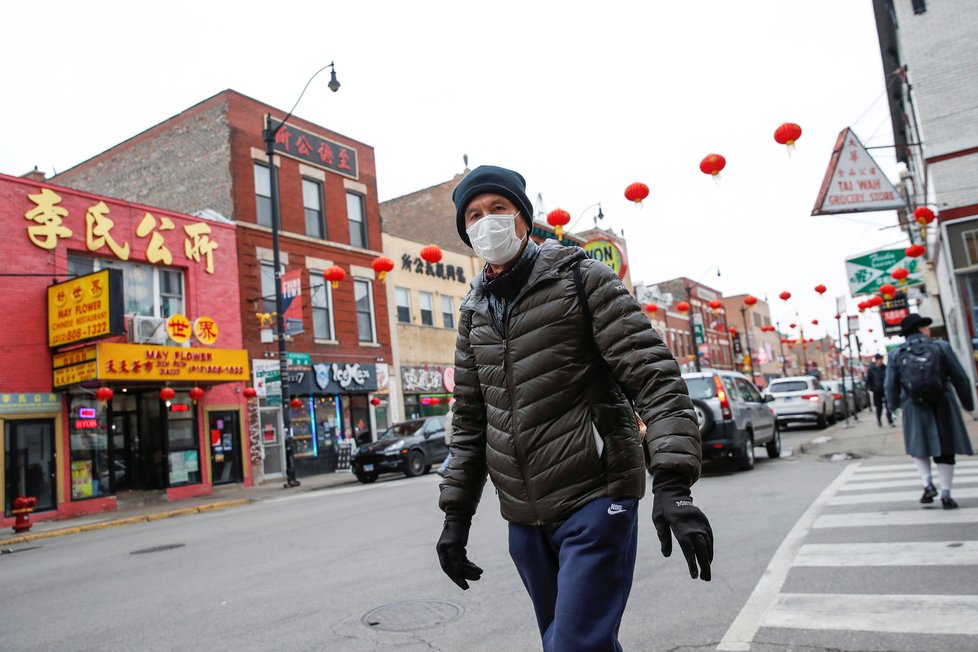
[880,283,897,299]
[189,387,205,404]
[699,153,726,177]
[814,284,827,295]
[779,291,791,302]
[789,323,797,329]
[811,319,819,326]
[644,303,659,315]
[370,396,381,407]
[774,122,803,147]
[624,182,650,205]
[371,256,395,282]
[290,398,303,410]
[744,295,758,307]
[905,244,925,258]
[891,267,910,282]
[834,313,841,320]
[868,328,874,334]
[871,295,885,307]
[728,326,737,334]
[243,387,257,401]
[323,265,346,289]
[420,244,443,264]
[159,387,176,402]
[708,299,723,313]
[913,206,935,226]
[95,387,114,404]
[546,208,571,239]
[676,301,690,314]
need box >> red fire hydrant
[12,496,38,533]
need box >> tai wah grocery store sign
[53,343,249,387]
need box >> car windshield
[684,377,717,400]
[379,420,425,440]
[769,380,808,393]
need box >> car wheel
[691,399,714,435]
[765,425,782,459]
[828,410,837,425]
[816,410,827,429]
[404,450,426,477]
[735,432,755,471]
[355,472,378,484]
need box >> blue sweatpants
[508,496,639,652]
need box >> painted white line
[848,468,978,482]
[839,475,978,491]
[828,487,978,505]
[763,593,978,635]
[853,460,978,473]
[715,462,861,651]
[814,507,978,528]
[794,541,978,566]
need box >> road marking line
[814,507,978,528]
[852,460,978,473]
[763,593,978,635]
[838,475,978,491]
[794,541,978,566]
[828,486,978,505]
[848,468,978,482]
[716,462,861,651]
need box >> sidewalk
[1,470,360,547]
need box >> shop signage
[0,393,61,415]
[267,116,359,179]
[400,253,467,284]
[193,316,219,345]
[845,247,923,296]
[583,239,627,280]
[53,361,98,387]
[812,127,905,215]
[442,367,455,393]
[53,346,97,369]
[282,269,304,336]
[167,313,192,343]
[402,365,452,393]
[291,362,378,395]
[52,343,249,387]
[252,359,281,406]
[287,352,311,366]
[25,187,221,273]
[531,225,583,247]
[880,293,910,337]
[47,268,124,348]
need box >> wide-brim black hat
[899,313,933,336]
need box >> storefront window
[69,396,112,500]
[290,397,316,458]
[166,391,201,486]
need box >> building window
[68,253,184,318]
[442,295,454,329]
[964,230,978,267]
[260,262,277,315]
[254,163,273,228]
[160,269,184,318]
[354,279,376,343]
[419,291,434,326]
[395,287,411,324]
[303,178,325,239]
[347,192,367,249]
[310,273,335,340]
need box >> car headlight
[384,439,405,452]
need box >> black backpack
[897,339,945,404]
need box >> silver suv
[682,370,780,471]
[764,376,835,429]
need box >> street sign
[880,293,910,336]
[847,315,860,334]
[845,247,923,296]
[812,127,905,215]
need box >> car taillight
[713,375,733,420]
[832,393,843,400]
[802,394,820,402]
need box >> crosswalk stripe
[828,486,978,505]
[852,460,978,473]
[762,593,978,635]
[838,475,978,491]
[848,468,978,482]
[814,507,978,528]
[794,541,978,566]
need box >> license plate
[363,464,374,472]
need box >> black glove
[436,512,483,590]
[652,472,714,581]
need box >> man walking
[436,165,713,651]
[866,353,894,427]
[885,314,975,509]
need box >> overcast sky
[1,1,904,353]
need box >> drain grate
[361,600,462,632]
[130,543,186,555]
[1,546,41,555]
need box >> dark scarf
[481,239,540,337]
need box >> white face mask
[466,213,525,265]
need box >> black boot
[920,484,938,504]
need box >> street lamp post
[684,283,701,372]
[262,62,340,488]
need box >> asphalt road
[2,428,975,651]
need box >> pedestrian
[866,353,894,427]
[437,398,455,477]
[436,165,713,651]
[885,314,975,509]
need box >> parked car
[682,369,780,471]
[821,379,852,420]
[350,416,448,484]
[845,377,871,411]
[764,376,835,429]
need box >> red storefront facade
[0,173,249,527]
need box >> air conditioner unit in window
[129,315,168,345]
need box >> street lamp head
[327,62,341,92]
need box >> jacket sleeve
[578,259,702,484]
[438,307,489,516]
[884,352,901,408]
[940,341,975,411]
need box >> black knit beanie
[452,165,534,247]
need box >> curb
[0,498,251,546]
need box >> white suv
[764,376,835,429]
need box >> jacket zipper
[505,337,541,525]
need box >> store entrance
[110,411,139,492]
[209,410,242,485]
[4,419,56,516]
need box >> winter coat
[884,333,975,458]
[865,364,886,394]
[438,240,701,525]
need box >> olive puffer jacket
[439,240,701,525]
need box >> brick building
[1,173,248,527]
[52,90,392,482]
[654,278,734,371]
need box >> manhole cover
[131,543,186,555]
[361,600,462,632]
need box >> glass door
[110,412,138,492]
[209,410,242,485]
[4,419,56,516]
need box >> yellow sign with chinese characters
[53,361,98,387]
[96,343,248,382]
[166,314,192,343]
[47,269,124,348]
[193,316,219,345]
[53,345,98,369]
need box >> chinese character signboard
[267,117,359,179]
[401,365,452,393]
[0,393,61,415]
[583,239,628,280]
[812,128,905,215]
[399,253,467,284]
[845,247,923,296]
[47,269,124,348]
[52,343,249,387]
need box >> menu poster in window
[71,461,93,499]
[169,451,189,484]
[184,450,199,473]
